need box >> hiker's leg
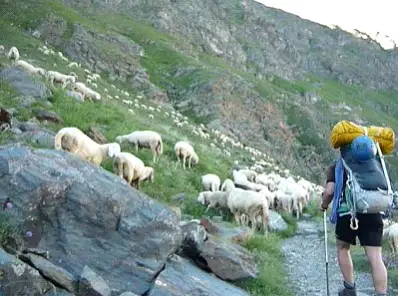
[336,239,355,284]
[335,215,357,288]
[358,213,387,295]
[364,246,387,295]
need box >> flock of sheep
[197,168,324,234]
[3,44,398,251]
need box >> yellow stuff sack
[330,120,395,155]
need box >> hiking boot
[338,287,357,296]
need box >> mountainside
[2,0,398,184]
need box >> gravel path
[281,219,375,296]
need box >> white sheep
[221,178,235,192]
[46,71,76,89]
[227,188,269,234]
[116,130,163,164]
[174,141,199,170]
[68,62,79,68]
[54,127,120,166]
[138,166,155,184]
[73,82,101,101]
[14,60,46,77]
[258,188,276,209]
[238,169,258,182]
[112,152,150,189]
[383,220,398,256]
[7,46,19,63]
[274,190,293,214]
[201,174,221,192]
[197,191,229,214]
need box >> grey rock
[119,293,139,296]
[0,145,183,295]
[178,221,207,258]
[33,108,63,124]
[148,255,250,296]
[0,247,55,295]
[268,210,288,232]
[198,234,258,281]
[200,218,254,244]
[16,128,56,148]
[19,253,77,293]
[78,265,111,296]
[0,67,51,99]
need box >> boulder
[148,255,251,296]
[78,265,111,296]
[0,247,55,295]
[33,108,64,124]
[86,126,108,144]
[198,234,258,281]
[19,252,77,293]
[0,66,51,100]
[200,218,254,244]
[0,144,183,295]
[268,210,288,232]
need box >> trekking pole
[323,210,330,296]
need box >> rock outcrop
[0,145,258,295]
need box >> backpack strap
[341,158,359,230]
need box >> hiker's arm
[321,182,334,210]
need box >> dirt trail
[281,219,375,296]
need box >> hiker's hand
[319,202,328,212]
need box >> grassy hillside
[1,0,398,294]
[3,0,398,185]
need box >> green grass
[237,234,293,296]
[0,211,23,248]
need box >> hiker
[320,135,390,296]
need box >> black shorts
[335,213,383,247]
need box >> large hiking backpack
[339,137,394,230]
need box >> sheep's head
[197,193,206,205]
[37,68,47,77]
[115,136,123,144]
[192,154,199,166]
[145,167,155,183]
[107,143,121,157]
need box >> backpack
[339,141,394,230]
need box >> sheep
[73,82,101,101]
[7,46,19,63]
[112,151,145,189]
[68,62,79,68]
[383,220,398,256]
[54,127,120,166]
[201,174,221,192]
[174,141,199,170]
[197,191,229,214]
[232,169,248,184]
[238,169,258,182]
[69,72,78,80]
[274,190,293,213]
[227,188,269,234]
[258,188,276,209]
[14,60,46,77]
[221,178,235,192]
[116,130,163,164]
[46,71,76,89]
[139,166,155,184]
